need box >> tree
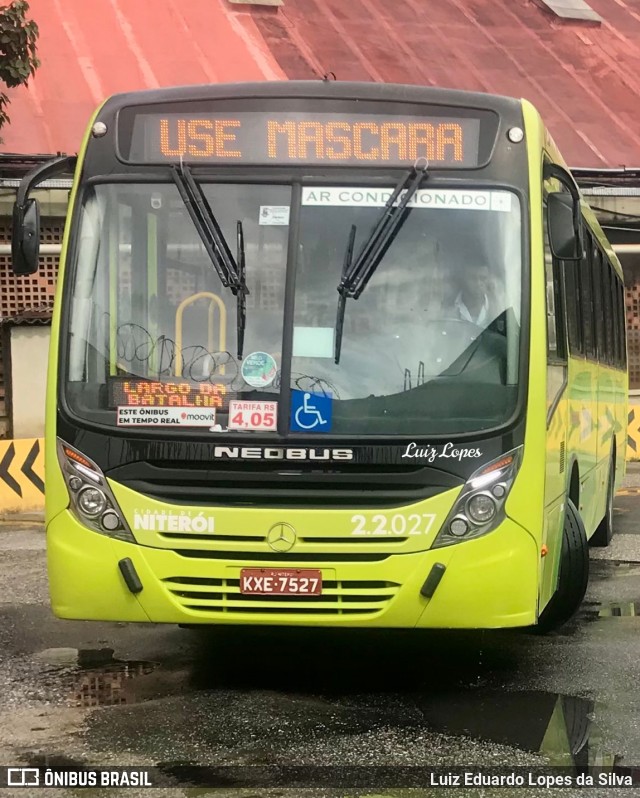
[0,0,39,132]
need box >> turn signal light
[63,446,94,470]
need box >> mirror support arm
[15,155,77,207]
[12,155,77,276]
[543,162,581,237]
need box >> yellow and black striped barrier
[628,408,640,461]
[0,438,44,515]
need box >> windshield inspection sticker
[290,390,332,433]
[301,188,512,212]
[229,400,277,431]
[241,352,278,388]
[259,205,290,225]
[117,406,216,427]
[293,326,334,359]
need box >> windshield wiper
[236,220,247,360]
[172,164,249,359]
[334,160,428,364]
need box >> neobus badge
[211,446,354,461]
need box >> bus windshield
[64,182,522,435]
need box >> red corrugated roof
[1,0,639,167]
[0,0,284,156]
[249,0,640,167]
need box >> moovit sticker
[117,406,216,427]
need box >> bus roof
[97,80,525,116]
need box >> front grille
[109,460,461,509]
[162,575,400,616]
[174,550,392,562]
[158,528,408,561]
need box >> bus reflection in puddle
[36,646,623,772]
[599,601,640,617]
[415,690,620,769]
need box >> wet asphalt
[3,471,640,797]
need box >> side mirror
[9,154,76,277]
[547,192,581,262]
[11,198,40,275]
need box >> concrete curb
[0,511,44,524]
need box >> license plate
[240,568,322,595]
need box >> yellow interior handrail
[174,291,227,377]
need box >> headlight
[467,493,496,524]
[433,447,522,549]
[77,487,107,517]
[57,439,135,542]
[449,517,469,537]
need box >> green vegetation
[0,0,39,133]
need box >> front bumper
[47,511,538,628]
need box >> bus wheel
[590,457,615,547]
[535,499,589,634]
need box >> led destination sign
[124,111,482,167]
[108,379,229,408]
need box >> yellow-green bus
[12,82,627,632]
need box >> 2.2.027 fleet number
[351,513,437,537]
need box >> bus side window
[564,258,582,357]
[544,202,566,361]
[602,255,614,365]
[611,267,620,367]
[615,272,625,369]
[592,247,604,362]
[580,226,595,361]
[620,280,628,368]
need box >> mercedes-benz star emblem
[266,523,297,553]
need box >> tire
[561,695,593,757]
[590,456,615,547]
[535,498,589,633]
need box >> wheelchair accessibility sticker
[290,390,332,433]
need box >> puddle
[414,689,620,769]
[579,599,640,621]
[34,647,164,707]
[151,690,626,789]
[31,648,626,780]
[598,601,640,617]
[73,659,159,707]
[576,561,640,621]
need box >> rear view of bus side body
[11,82,627,631]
